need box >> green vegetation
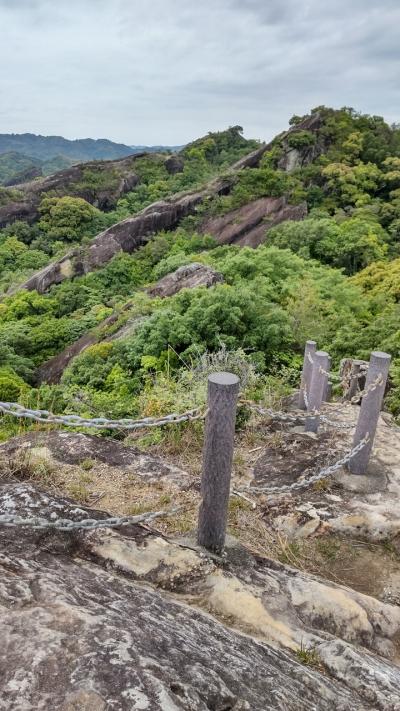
[1,111,400,440]
[295,643,323,669]
[0,152,42,185]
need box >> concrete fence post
[299,340,317,410]
[347,351,391,475]
[197,371,239,553]
[305,351,330,434]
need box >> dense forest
[0,108,400,443]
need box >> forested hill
[0,110,400,442]
[0,135,184,186]
[0,133,134,161]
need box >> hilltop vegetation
[0,111,400,441]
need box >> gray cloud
[0,0,399,144]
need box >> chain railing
[0,508,176,531]
[0,401,205,430]
[307,351,368,389]
[240,393,354,431]
[0,367,384,442]
[0,352,394,554]
[347,373,383,404]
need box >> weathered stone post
[323,356,332,402]
[305,351,330,434]
[299,340,317,410]
[197,372,239,553]
[345,360,363,401]
[347,351,391,475]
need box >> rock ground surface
[1,478,400,710]
[1,391,400,708]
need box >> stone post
[345,360,363,402]
[347,351,391,475]
[305,351,330,434]
[299,340,317,410]
[197,372,239,553]
[323,356,332,402]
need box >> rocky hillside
[0,108,400,435]
[0,151,43,186]
[7,116,319,293]
[0,152,147,227]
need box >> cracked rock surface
[1,479,400,710]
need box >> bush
[286,130,316,150]
[0,367,27,400]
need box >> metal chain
[239,400,308,424]
[301,374,382,418]
[241,395,353,429]
[0,508,176,531]
[348,373,383,404]
[242,398,355,430]
[0,402,205,430]
[319,415,354,429]
[0,372,383,435]
[307,353,365,385]
[243,435,369,494]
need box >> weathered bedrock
[0,475,400,710]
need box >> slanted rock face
[1,478,400,710]
[12,113,331,294]
[20,188,207,294]
[148,262,224,298]
[35,305,126,385]
[201,196,307,247]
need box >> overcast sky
[0,0,399,145]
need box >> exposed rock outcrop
[165,155,185,174]
[148,262,223,297]
[19,188,209,294]
[0,152,145,228]
[201,196,307,247]
[0,430,188,486]
[277,112,326,172]
[1,475,400,710]
[13,113,327,295]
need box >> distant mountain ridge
[0,134,183,185]
[0,133,134,161]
